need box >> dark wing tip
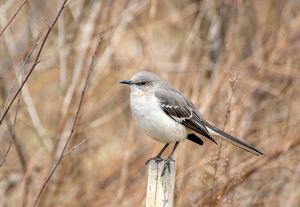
[210,136,218,145]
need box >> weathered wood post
[146,160,176,207]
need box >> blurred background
[0,0,300,206]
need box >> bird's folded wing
[155,90,217,144]
[155,90,264,156]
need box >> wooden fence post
[146,160,176,207]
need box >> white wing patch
[160,103,193,123]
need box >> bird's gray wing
[155,90,217,144]
[155,89,264,156]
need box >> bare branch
[0,69,23,168]
[0,0,28,36]
[62,140,87,158]
[32,39,102,207]
[64,0,71,8]
[45,18,51,29]
[0,0,69,126]
[1,32,44,120]
[209,70,241,207]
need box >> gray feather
[155,90,217,144]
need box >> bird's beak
[119,80,132,85]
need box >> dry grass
[0,0,300,206]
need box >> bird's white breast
[130,91,188,143]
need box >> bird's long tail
[205,122,264,156]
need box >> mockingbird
[120,71,264,175]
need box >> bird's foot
[161,156,175,176]
[145,155,164,165]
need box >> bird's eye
[141,81,146,85]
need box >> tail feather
[205,122,264,156]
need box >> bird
[120,71,264,176]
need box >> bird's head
[120,71,164,94]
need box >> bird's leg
[161,142,179,176]
[145,143,169,165]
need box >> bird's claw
[161,157,175,176]
[145,155,175,176]
[145,155,163,165]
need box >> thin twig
[0,69,24,168]
[32,39,102,207]
[0,0,69,126]
[209,71,241,207]
[45,18,51,29]
[1,32,44,120]
[203,133,299,205]
[0,32,45,79]
[64,0,71,7]
[62,140,86,158]
[0,0,28,36]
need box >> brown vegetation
[0,0,300,206]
